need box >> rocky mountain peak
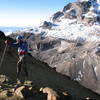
[50,0,100,24]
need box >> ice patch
[74,70,83,81]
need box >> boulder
[40,87,58,100]
[0,75,9,84]
[14,85,32,99]
[0,90,8,98]
[14,86,25,98]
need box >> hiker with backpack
[5,35,28,79]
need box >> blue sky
[0,0,76,26]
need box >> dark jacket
[11,41,28,55]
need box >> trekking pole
[0,44,7,69]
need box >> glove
[5,40,11,45]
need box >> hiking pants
[17,54,28,77]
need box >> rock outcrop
[40,87,58,100]
[51,11,64,22]
[40,21,57,29]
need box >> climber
[5,35,28,78]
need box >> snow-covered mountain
[39,0,100,42]
[18,0,100,42]
[8,0,100,95]
[6,0,100,42]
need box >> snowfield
[38,18,100,42]
[8,18,100,42]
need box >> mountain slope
[0,32,100,100]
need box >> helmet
[16,35,23,40]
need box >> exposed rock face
[40,21,57,29]
[51,11,64,22]
[50,0,100,24]
[0,35,100,100]
[63,2,83,20]
[63,3,72,12]
[64,9,77,19]
[41,21,52,29]
[32,37,100,94]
